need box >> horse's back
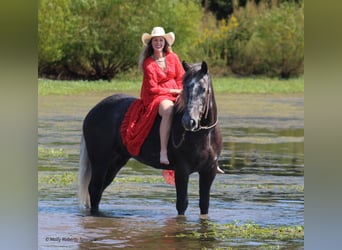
[83,94,136,162]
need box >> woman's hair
[138,38,172,71]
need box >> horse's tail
[78,134,91,209]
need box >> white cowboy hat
[141,27,175,46]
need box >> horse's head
[179,61,213,131]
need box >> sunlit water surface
[38,93,304,249]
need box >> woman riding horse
[78,27,223,215]
[121,26,183,166]
[121,26,223,173]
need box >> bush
[188,12,238,75]
[39,0,145,80]
[38,0,304,80]
[38,0,203,80]
[192,0,304,78]
[38,0,72,74]
[227,0,304,78]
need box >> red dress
[121,51,185,156]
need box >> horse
[78,61,222,216]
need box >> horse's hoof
[90,208,100,216]
[199,214,209,220]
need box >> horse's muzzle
[182,114,199,131]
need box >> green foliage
[38,0,72,66]
[190,13,238,71]
[39,0,145,80]
[173,220,304,241]
[194,0,304,78]
[38,0,304,80]
[227,1,304,77]
[38,172,76,187]
[38,0,203,80]
[38,147,68,159]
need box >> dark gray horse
[78,61,222,215]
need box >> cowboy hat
[141,27,175,46]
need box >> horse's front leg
[199,167,216,215]
[175,170,189,215]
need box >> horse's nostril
[182,115,198,131]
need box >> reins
[171,119,218,149]
[172,130,185,149]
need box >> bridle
[172,77,218,149]
[195,82,218,131]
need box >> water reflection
[221,127,304,176]
[39,207,303,249]
[38,93,304,249]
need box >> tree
[38,0,203,80]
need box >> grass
[38,171,303,242]
[172,220,304,241]
[37,172,165,188]
[38,76,304,96]
[38,172,76,187]
[38,171,304,193]
[38,147,68,159]
[213,76,304,94]
[37,172,303,242]
[38,79,141,96]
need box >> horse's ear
[182,61,191,72]
[201,61,208,74]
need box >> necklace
[153,53,167,70]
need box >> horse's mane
[174,88,186,114]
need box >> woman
[121,27,224,174]
[140,27,184,164]
[121,26,184,165]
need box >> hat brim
[141,32,175,46]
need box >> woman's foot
[160,151,170,165]
[216,165,224,174]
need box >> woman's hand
[170,89,182,95]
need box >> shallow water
[38,92,304,249]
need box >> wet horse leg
[89,155,130,214]
[199,169,216,215]
[88,163,107,214]
[175,171,189,215]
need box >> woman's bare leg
[159,100,174,165]
[158,99,224,172]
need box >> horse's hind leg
[89,155,130,214]
[103,155,130,190]
[199,169,216,215]
[88,164,107,214]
